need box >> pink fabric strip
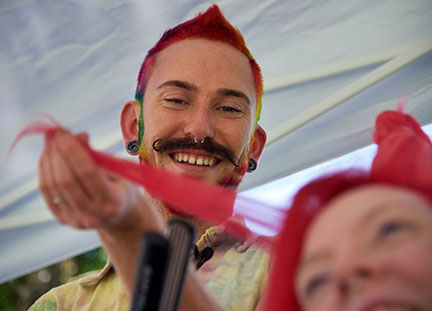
[9,120,284,242]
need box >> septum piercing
[193,137,205,144]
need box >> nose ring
[193,137,205,144]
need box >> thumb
[76,132,89,145]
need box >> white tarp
[1,0,431,283]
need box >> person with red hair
[30,5,267,311]
[265,109,432,311]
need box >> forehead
[303,185,432,254]
[145,38,256,104]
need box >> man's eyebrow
[157,80,198,91]
[156,81,251,105]
[217,88,250,105]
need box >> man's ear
[120,101,141,155]
[249,124,266,161]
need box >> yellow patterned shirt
[29,226,270,311]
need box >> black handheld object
[131,219,196,311]
[131,232,169,311]
[196,246,214,270]
[159,219,195,311]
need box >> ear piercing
[127,139,139,153]
[248,158,257,172]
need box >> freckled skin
[138,39,259,185]
[296,185,432,311]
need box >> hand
[38,129,144,230]
[38,129,169,296]
[38,130,222,310]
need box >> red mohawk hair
[134,5,263,147]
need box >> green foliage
[0,247,107,311]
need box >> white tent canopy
[1,0,431,284]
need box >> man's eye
[218,106,241,113]
[165,98,188,105]
[304,274,328,298]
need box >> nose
[182,105,216,140]
[339,266,374,296]
[332,242,380,297]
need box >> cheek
[383,236,432,291]
[140,106,180,164]
[222,120,252,153]
[143,106,182,140]
[299,285,344,311]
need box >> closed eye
[376,220,412,241]
[304,274,329,298]
[218,106,242,113]
[165,98,188,105]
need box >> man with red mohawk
[30,5,268,311]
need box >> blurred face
[296,185,432,311]
[140,38,258,185]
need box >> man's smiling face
[138,38,260,185]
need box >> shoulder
[205,237,271,311]
[222,236,270,275]
[28,262,128,311]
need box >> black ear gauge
[127,140,139,153]
[248,158,257,172]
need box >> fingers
[50,134,91,228]
[76,132,89,145]
[38,129,132,230]
[39,130,104,228]
[54,130,124,227]
[38,135,69,224]
[55,130,110,204]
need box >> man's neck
[146,192,209,242]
